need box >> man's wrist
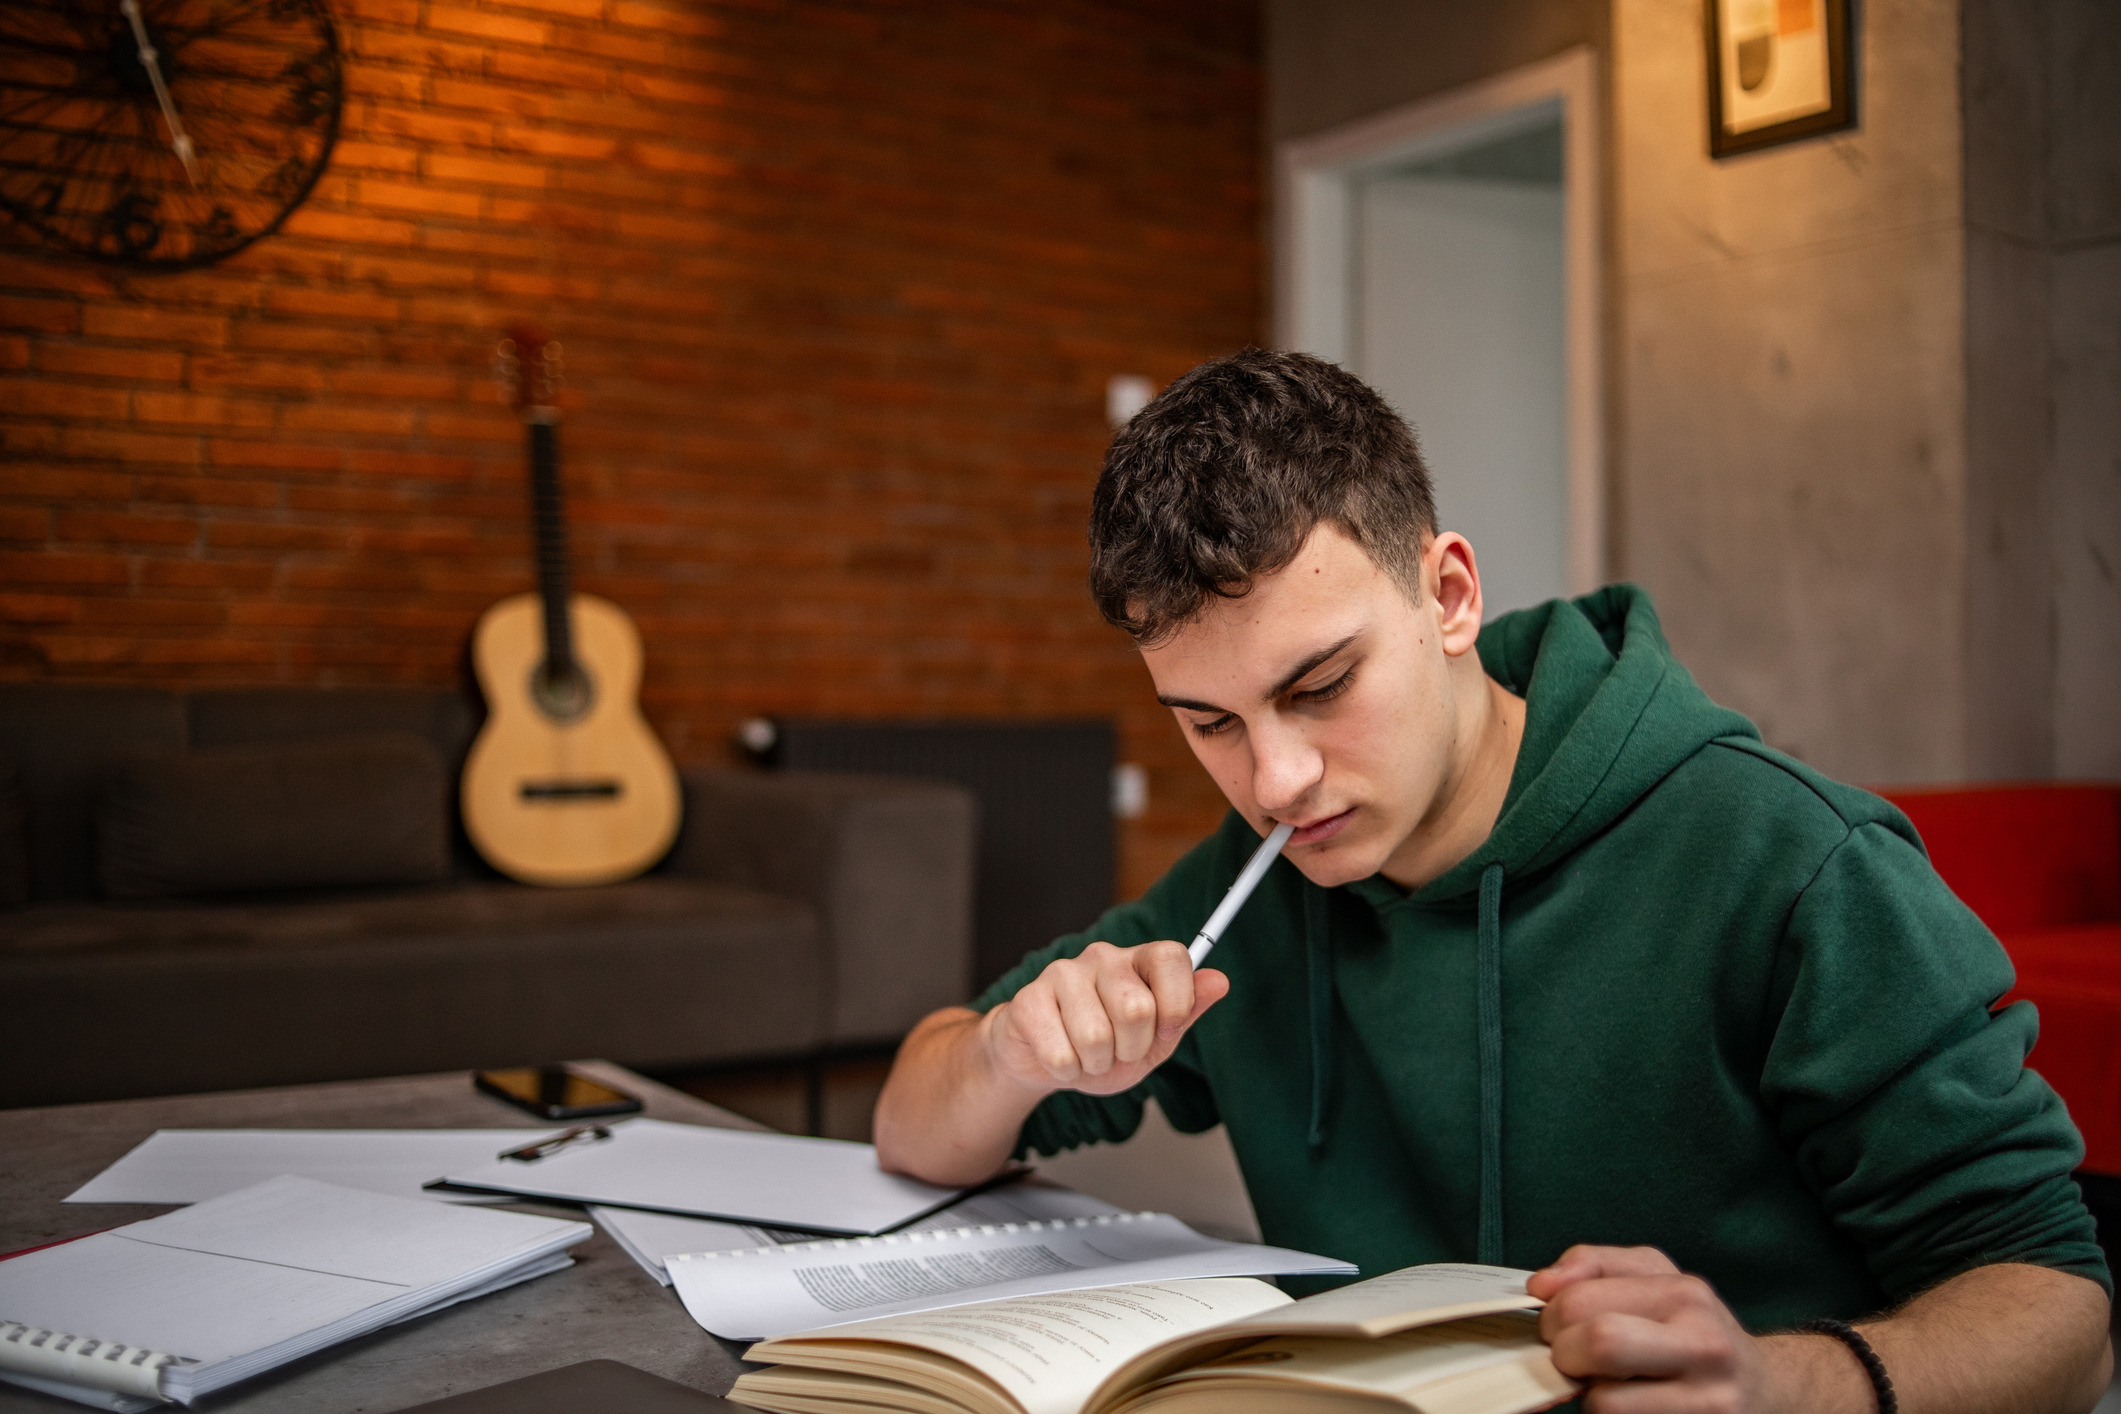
[1756,1329,1884,1414]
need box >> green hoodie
[973,585,2108,1329]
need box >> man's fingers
[1527,1244,1679,1298]
[1096,964,1161,1066]
[1133,940,1199,1037]
[998,988,1079,1085]
[1540,1273,1718,1337]
[1547,1310,1716,1383]
[1050,963,1117,1076]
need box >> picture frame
[1705,0,1856,157]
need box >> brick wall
[0,0,1260,898]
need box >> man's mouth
[1281,808,1355,847]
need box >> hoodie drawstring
[1305,885,1332,1148]
[1477,861,1506,1264]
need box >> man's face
[1140,522,1483,888]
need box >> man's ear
[1428,533,1484,657]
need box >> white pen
[1187,821,1297,967]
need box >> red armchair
[1879,784,2121,1176]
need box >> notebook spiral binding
[670,1211,1164,1266]
[0,1321,182,1400]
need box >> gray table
[0,1060,764,1412]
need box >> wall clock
[0,0,341,270]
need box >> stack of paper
[64,1129,560,1206]
[0,1176,590,1411]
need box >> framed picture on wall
[1705,0,1856,157]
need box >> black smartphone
[475,1065,644,1121]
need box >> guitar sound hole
[519,779,624,801]
[529,659,594,721]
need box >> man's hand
[873,940,1229,1187]
[983,940,1228,1097]
[1529,1246,1786,1412]
[1527,1247,2114,1414]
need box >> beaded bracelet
[1799,1317,1897,1414]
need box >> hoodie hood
[1407,583,1759,903]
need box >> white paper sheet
[440,1117,969,1235]
[667,1211,1356,1339]
[64,1130,559,1206]
[594,1181,1127,1284]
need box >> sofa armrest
[670,768,977,1047]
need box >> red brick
[137,475,282,509]
[0,507,49,541]
[188,356,327,393]
[133,392,276,429]
[54,512,200,547]
[208,439,343,472]
[37,344,186,381]
[10,380,133,420]
[426,5,549,45]
[139,559,275,590]
[422,412,518,442]
[0,592,80,624]
[266,286,403,322]
[0,295,80,334]
[206,521,355,553]
[357,180,484,219]
[423,153,547,188]
[280,209,420,248]
[608,1,726,37]
[497,126,620,161]
[61,426,200,464]
[330,368,463,399]
[0,551,132,587]
[328,140,422,176]
[429,78,553,119]
[279,403,420,436]
[81,306,228,346]
[0,334,27,370]
[487,49,609,90]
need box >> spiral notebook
[0,1176,590,1411]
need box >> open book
[732,1263,1578,1414]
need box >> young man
[874,350,2113,1412]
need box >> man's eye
[1190,714,1236,738]
[1295,668,1355,704]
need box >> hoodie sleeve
[968,837,1229,1159]
[1759,820,2110,1301]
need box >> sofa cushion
[0,685,186,901]
[97,733,452,900]
[1999,922,2121,1175]
[0,761,26,907]
[0,878,824,1107]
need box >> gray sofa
[0,684,976,1110]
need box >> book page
[667,1212,1349,1338]
[65,1129,552,1205]
[1224,1263,1540,1338]
[754,1280,1290,1414]
[1158,1312,1549,1398]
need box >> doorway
[1276,49,1603,613]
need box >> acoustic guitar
[460,327,681,886]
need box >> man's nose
[1250,718,1324,815]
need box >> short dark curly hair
[1089,349,1437,645]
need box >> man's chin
[1288,839,1386,889]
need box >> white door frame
[1274,46,1605,596]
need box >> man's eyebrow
[1154,633,1361,713]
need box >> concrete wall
[1613,0,1971,783]
[1965,0,2121,781]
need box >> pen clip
[499,1124,612,1162]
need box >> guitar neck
[525,412,573,671]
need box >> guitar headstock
[495,324,564,420]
